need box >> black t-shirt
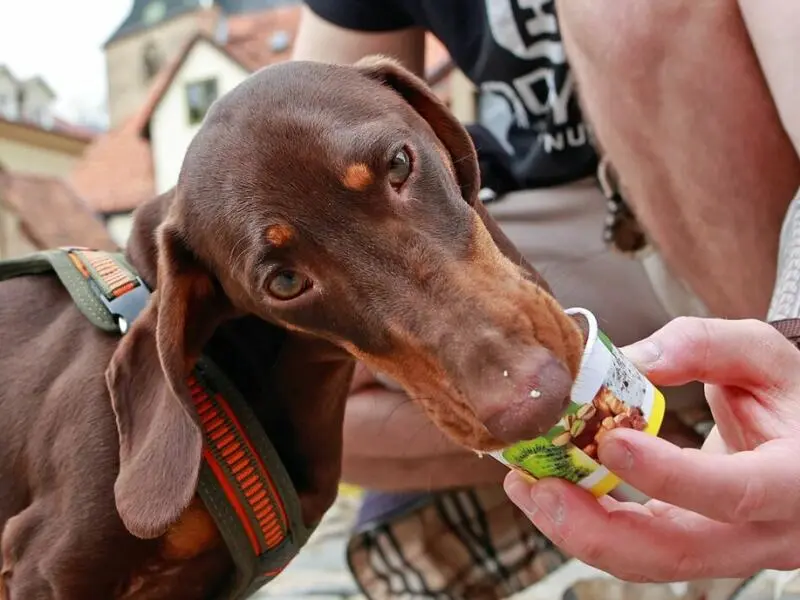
[303,0,598,196]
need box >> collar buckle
[89,277,150,334]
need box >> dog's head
[106,57,585,540]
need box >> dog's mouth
[350,295,586,453]
[407,350,578,453]
[478,345,577,446]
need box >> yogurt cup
[489,307,666,503]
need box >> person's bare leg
[739,2,800,321]
[739,1,800,155]
[556,1,800,319]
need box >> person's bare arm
[291,5,426,75]
[341,387,509,490]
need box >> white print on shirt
[482,0,587,154]
[486,0,564,61]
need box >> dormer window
[0,92,16,120]
[0,69,54,128]
[24,106,52,128]
[18,78,56,128]
[0,67,20,121]
[185,78,218,125]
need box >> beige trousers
[486,178,708,410]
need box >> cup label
[490,324,665,499]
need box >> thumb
[619,337,661,373]
[620,317,800,392]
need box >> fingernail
[620,339,661,370]
[505,478,538,517]
[530,488,565,525]
[600,437,635,472]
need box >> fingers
[503,472,793,581]
[621,317,800,391]
[597,429,800,523]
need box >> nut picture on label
[552,431,572,447]
[559,388,649,460]
[570,419,586,437]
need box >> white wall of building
[150,39,249,194]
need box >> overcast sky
[0,0,133,125]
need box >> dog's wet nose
[483,348,574,445]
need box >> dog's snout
[482,347,573,445]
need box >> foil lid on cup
[489,307,666,503]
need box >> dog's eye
[267,269,310,300]
[388,148,411,187]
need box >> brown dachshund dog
[0,57,585,599]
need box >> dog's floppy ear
[105,215,231,539]
[354,55,550,292]
[355,55,481,205]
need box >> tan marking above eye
[265,224,294,247]
[342,163,374,191]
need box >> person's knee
[557,1,658,68]
[738,0,800,156]
[553,0,695,154]
[556,0,708,79]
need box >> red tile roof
[224,6,300,70]
[72,6,454,216]
[69,115,155,215]
[0,170,117,251]
[69,30,194,214]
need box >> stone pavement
[254,491,800,600]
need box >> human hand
[503,316,800,582]
[341,362,507,490]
